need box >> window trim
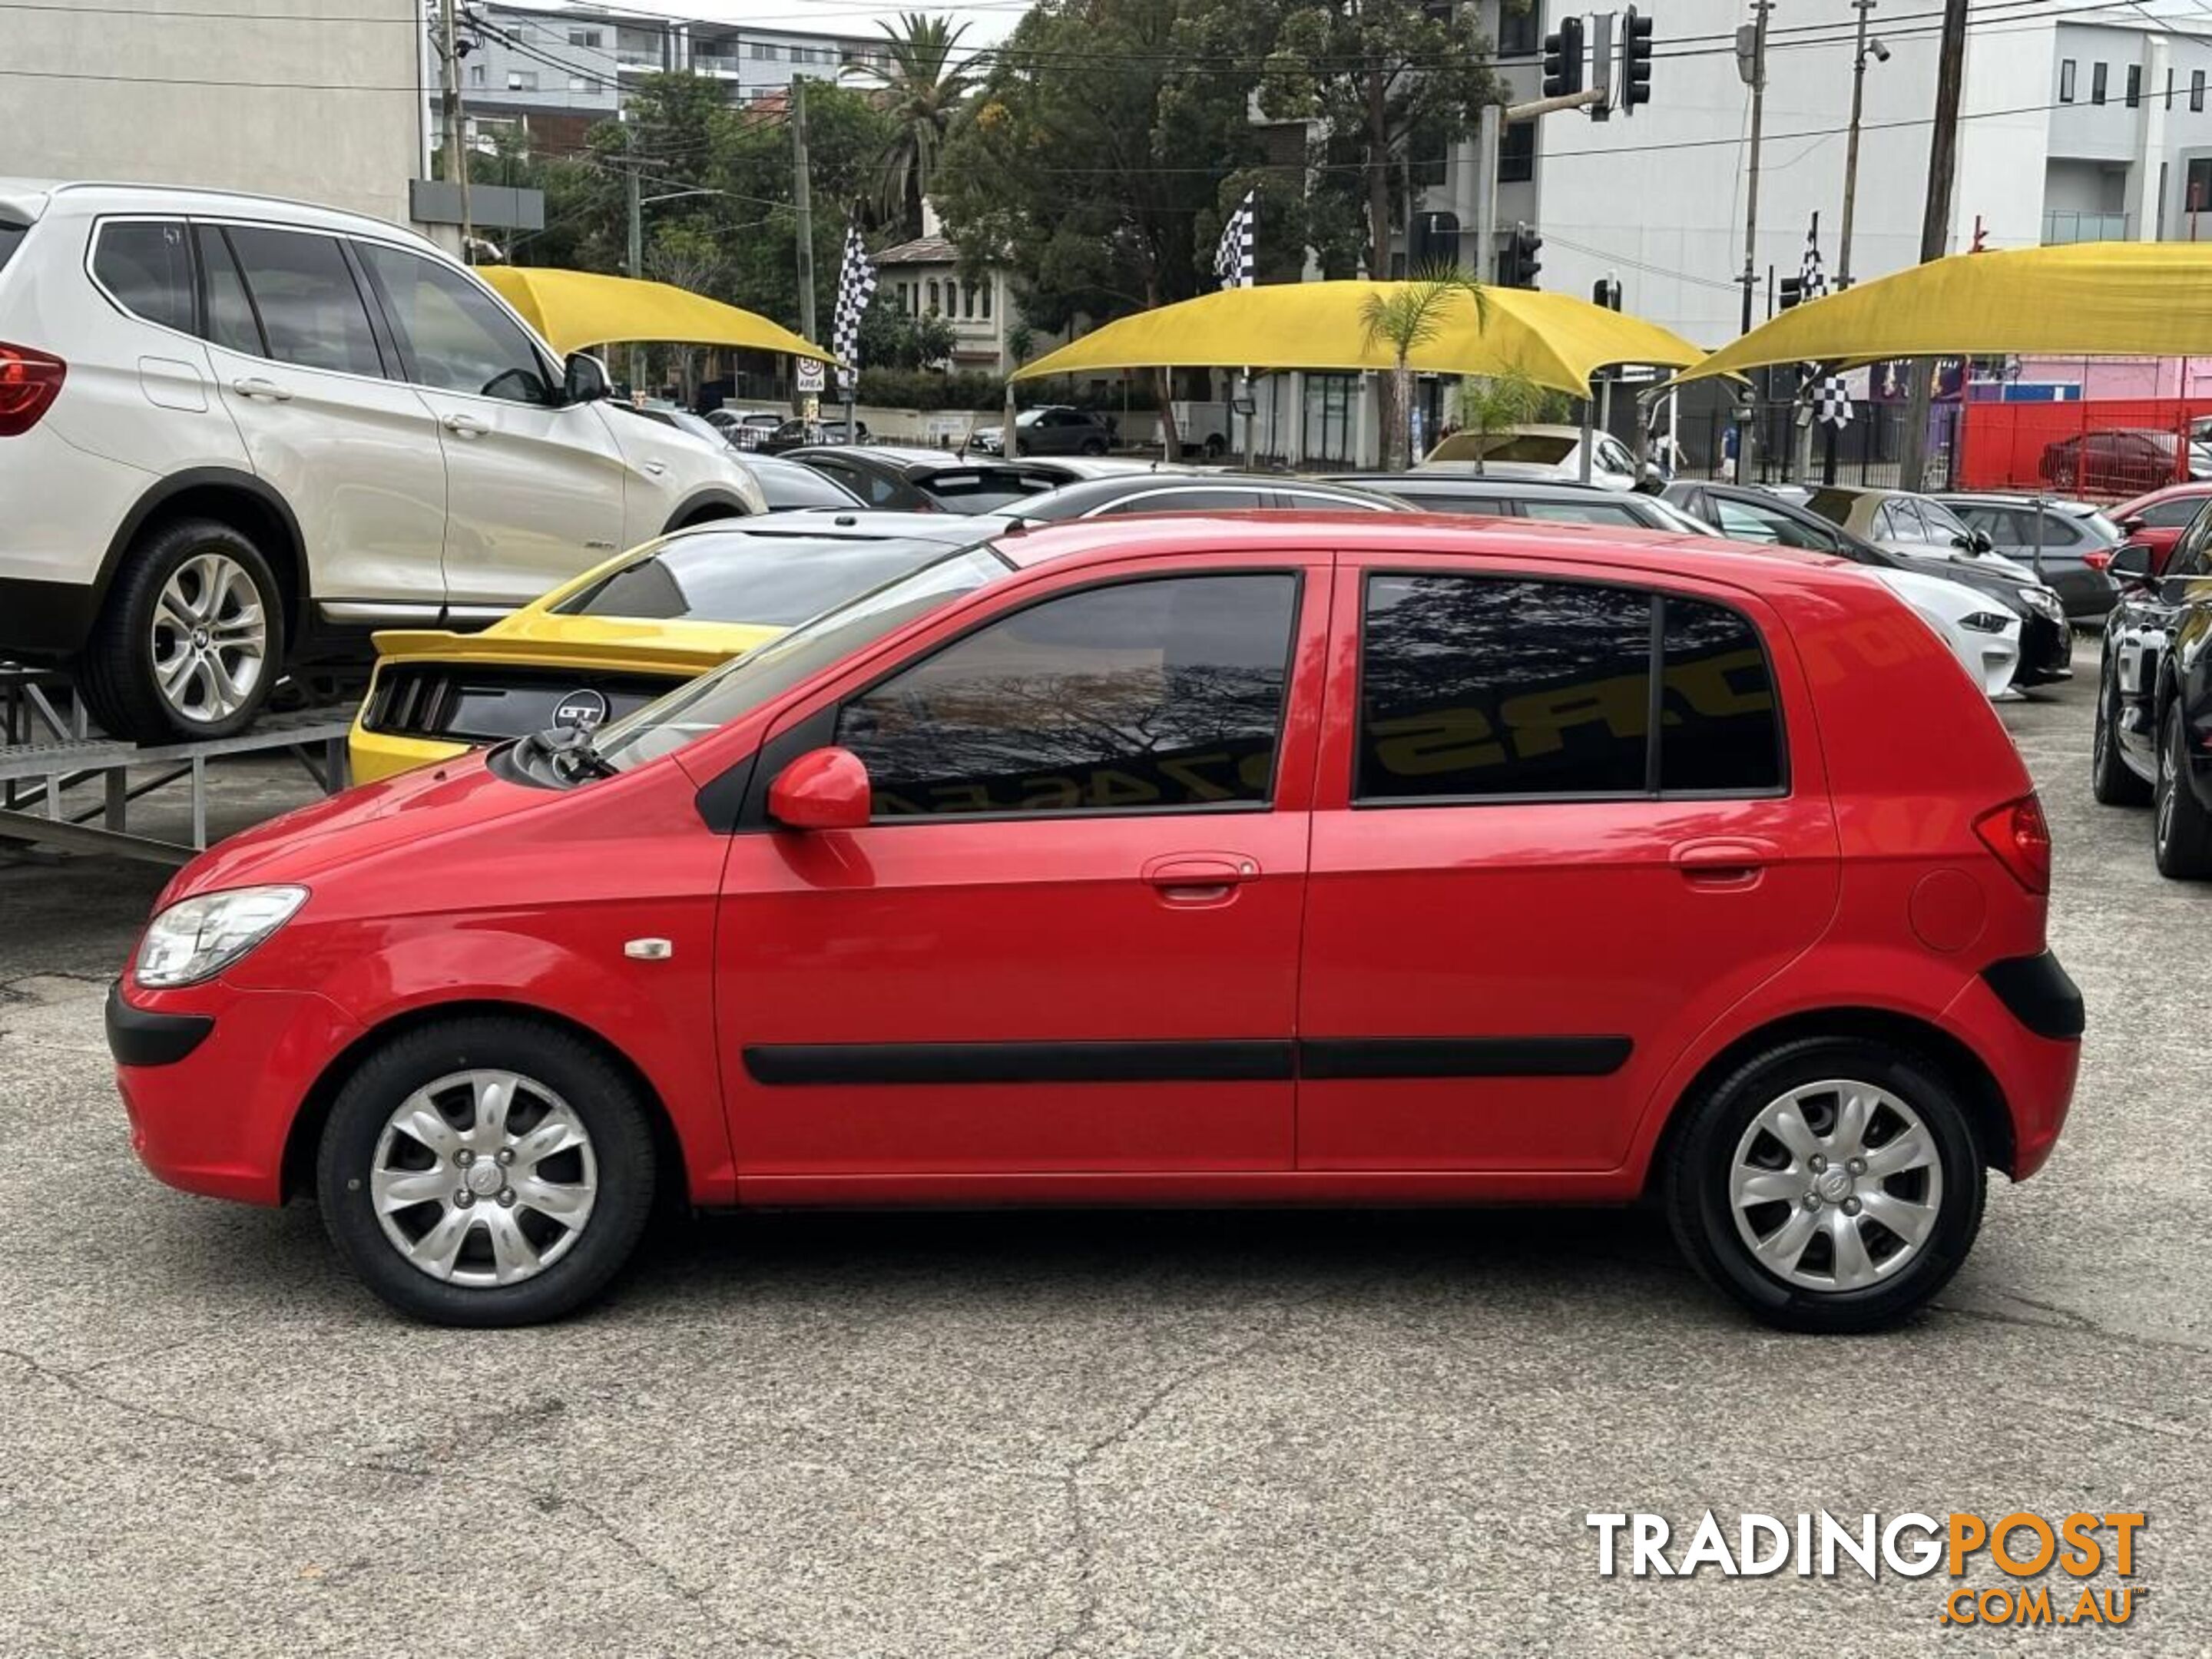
[175,216,397,386]
[821,568,1311,826]
[349,235,561,406]
[1347,568,1789,809]
[2059,58,2076,102]
[84,214,204,343]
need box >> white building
[4,0,424,225]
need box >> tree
[1453,366,1550,474]
[1359,269,1485,469]
[1259,2,1498,280]
[935,0,1284,449]
[845,12,978,238]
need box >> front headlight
[1959,611,2012,634]
[134,886,307,988]
[2026,586,2066,620]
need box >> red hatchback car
[2110,482,2212,571]
[108,516,2081,1331]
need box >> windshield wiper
[517,724,617,785]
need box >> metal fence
[1670,399,1962,492]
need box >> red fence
[1955,398,2212,498]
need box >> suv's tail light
[1976,794,2052,895]
[0,343,66,436]
[2083,548,2113,572]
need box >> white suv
[0,180,767,741]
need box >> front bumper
[108,975,363,1205]
[2013,610,2075,685]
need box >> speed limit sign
[794,357,826,395]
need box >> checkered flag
[831,223,876,398]
[1798,217,1852,429]
[1214,188,1255,290]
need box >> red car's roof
[2112,480,2212,516]
[986,508,1853,591]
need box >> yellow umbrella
[1010,280,1705,397]
[480,266,836,363]
[1680,240,2212,383]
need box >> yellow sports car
[350,512,1007,783]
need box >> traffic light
[1542,15,1585,98]
[1621,6,1654,112]
[1778,275,1805,310]
[1591,275,1621,311]
[1503,224,1544,289]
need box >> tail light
[1975,794,2052,895]
[2083,548,2112,572]
[0,342,65,436]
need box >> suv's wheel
[316,1018,658,1326]
[2091,662,2153,806]
[1664,1038,1985,1333]
[1080,436,1108,456]
[77,518,283,743]
[1203,433,1227,459]
[2153,700,2212,879]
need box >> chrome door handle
[642,459,667,476]
[442,412,491,437]
[231,376,292,402]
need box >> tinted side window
[0,222,26,275]
[1357,575,1652,801]
[94,220,195,333]
[838,574,1298,819]
[2137,498,2203,528]
[194,227,263,355]
[1519,500,1646,526]
[224,227,382,377]
[355,243,551,402]
[1660,599,1783,793]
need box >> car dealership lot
[1,676,2207,1657]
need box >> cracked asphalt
[2,667,2207,1659]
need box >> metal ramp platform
[2,670,353,867]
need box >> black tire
[1080,437,1108,456]
[77,518,284,743]
[2153,700,2212,879]
[316,1017,658,1326]
[1663,1038,1986,1334]
[2091,662,2154,806]
[1204,434,1227,459]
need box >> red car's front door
[1295,554,1839,1173]
[713,551,1330,1180]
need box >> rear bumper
[349,713,470,785]
[0,575,98,658]
[111,975,363,1206]
[1943,952,2082,1181]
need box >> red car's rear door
[713,549,1330,1178]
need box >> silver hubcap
[150,551,267,723]
[2157,718,2178,849]
[369,1069,598,1287]
[1727,1078,1944,1293]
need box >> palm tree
[1358,267,1488,471]
[846,13,976,238]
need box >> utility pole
[623,126,644,393]
[1838,0,1878,286]
[437,0,472,260]
[792,77,816,348]
[1738,0,1770,339]
[1899,0,1969,491]
[1473,103,1502,282]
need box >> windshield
[1427,432,1577,465]
[593,545,1010,772]
[1919,498,1973,541]
[557,530,978,626]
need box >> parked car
[1933,493,2121,622]
[1336,474,1714,531]
[1800,486,2073,686]
[756,416,872,454]
[706,408,785,449]
[2040,429,2212,496]
[2140,556,2212,878]
[786,445,1117,513]
[2107,481,2212,571]
[1419,425,1649,491]
[2089,496,2212,819]
[349,512,1005,783]
[114,514,2078,1332]
[1011,473,1406,522]
[741,452,865,512]
[0,181,767,743]
[1665,481,2026,696]
[969,406,1114,456]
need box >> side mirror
[1634,462,1665,495]
[1970,529,1994,555]
[561,351,611,406]
[2108,542,2154,583]
[2118,515,2145,535]
[767,746,871,830]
